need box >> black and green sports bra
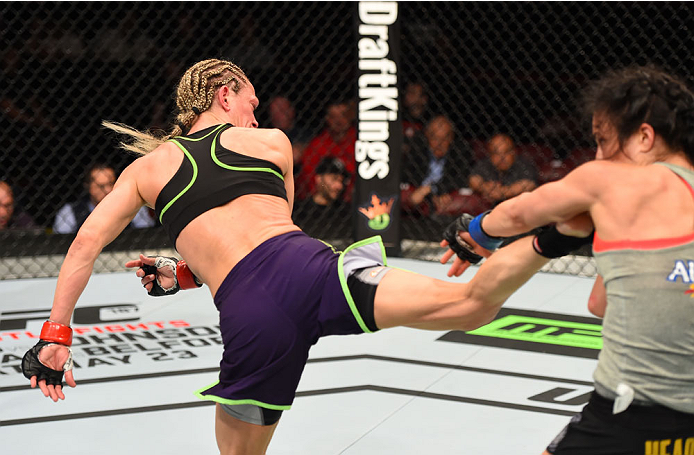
[154,124,288,246]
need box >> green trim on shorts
[159,139,199,223]
[317,238,339,254]
[337,236,388,334]
[194,380,292,410]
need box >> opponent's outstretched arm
[480,161,604,237]
[438,209,593,330]
[439,163,601,322]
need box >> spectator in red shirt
[296,101,356,201]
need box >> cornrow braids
[170,59,249,139]
[102,59,249,156]
[584,65,694,163]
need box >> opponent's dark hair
[583,65,694,164]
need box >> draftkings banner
[354,1,403,255]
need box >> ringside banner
[354,1,403,255]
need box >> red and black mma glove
[22,320,74,387]
[443,212,505,264]
[141,256,202,297]
[533,226,594,258]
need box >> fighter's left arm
[481,161,605,238]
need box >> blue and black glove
[443,212,503,264]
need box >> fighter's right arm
[25,162,146,401]
[50,164,146,325]
[587,274,607,318]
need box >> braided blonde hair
[103,59,249,156]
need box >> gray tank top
[592,162,694,413]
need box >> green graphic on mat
[468,315,602,350]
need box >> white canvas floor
[0,257,599,455]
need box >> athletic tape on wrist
[177,261,202,290]
[153,256,179,292]
[40,343,75,371]
[468,212,504,250]
[40,321,73,346]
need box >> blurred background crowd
[1,2,693,271]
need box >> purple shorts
[195,231,387,410]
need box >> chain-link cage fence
[397,1,694,277]
[2,2,693,279]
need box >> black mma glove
[22,321,74,387]
[533,226,594,258]
[22,340,73,387]
[442,214,484,264]
[141,256,181,296]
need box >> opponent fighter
[442,65,694,454]
[22,58,567,455]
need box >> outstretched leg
[215,403,279,455]
[374,237,549,331]
[373,268,493,331]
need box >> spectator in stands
[53,163,155,234]
[402,81,431,140]
[401,115,479,217]
[469,133,538,206]
[292,156,351,240]
[296,101,356,201]
[268,95,311,176]
[0,181,37,230]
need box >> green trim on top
[337,236,388,334]
[159,139,199,223]
[193,380,291,410]
[210,128,285,181]
[174,124,227,142]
